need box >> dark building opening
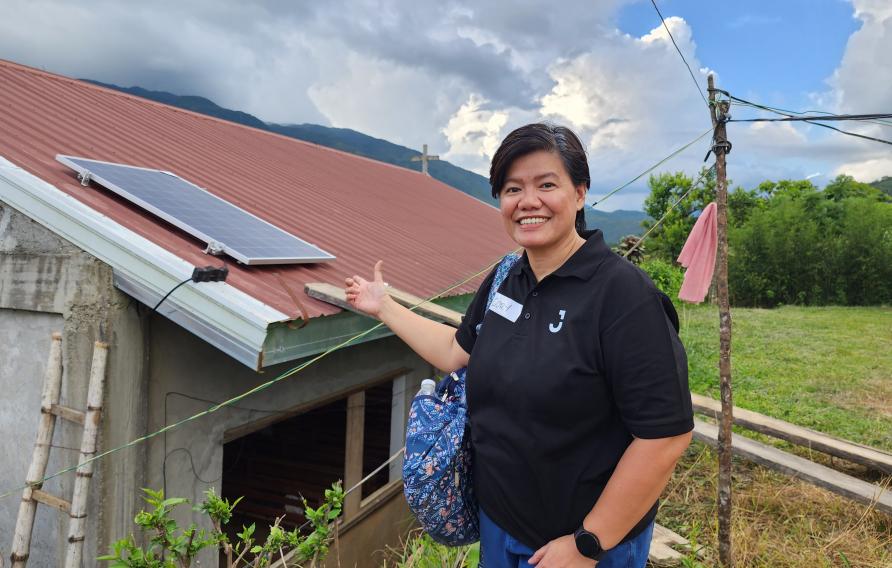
[221,380,395,545]
[361,381,395,499]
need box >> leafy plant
[382,528,478,568]
[640,258,685,300]
[99,483,344,568]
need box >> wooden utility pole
[410,144,440,175]
[707,74,734,567]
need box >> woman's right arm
[345,261,470,372]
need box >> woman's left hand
[528,535,595,567]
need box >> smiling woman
[346,123,694,568]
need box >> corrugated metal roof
[0,59,515,320]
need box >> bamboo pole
[63,341,108,568]
[707,74,735,567]
[10,333,64,568]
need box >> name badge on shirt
[488,292,523,323]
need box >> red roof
[0,60,515,319]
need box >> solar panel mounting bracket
[78,171,92,187]
[204,240,225,256]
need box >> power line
[649,0,709,108]
[729,99,892,128]
[728,94,892,147]
[729,113,892,123]
[621,165,716,261]
[591,126,713,207]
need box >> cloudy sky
[3,0,890,210]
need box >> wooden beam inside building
[343,391,365,519]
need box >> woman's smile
[499,150,586,254]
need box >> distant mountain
[871,176,892,197]
[85,80,647,243]
[584,208,649,244]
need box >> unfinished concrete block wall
[0,202,147,566]
[145,315,430,567]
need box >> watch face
[574,528,603,559]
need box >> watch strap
[573,525,605,561]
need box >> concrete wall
[0,202,147,566]
[0,309,66,566]
[146,314,429,566]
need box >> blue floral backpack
[402,253,520,546]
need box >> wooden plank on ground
[648,523,694,566]
[691,393,892,474]
[693,419,892,516]
[305,283,463,327]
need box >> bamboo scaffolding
[63,341,108,568]
[10,333,63,568]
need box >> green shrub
[640,258,685,300]
[99,483,343,567]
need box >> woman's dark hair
[489,123,590,235]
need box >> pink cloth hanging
[676,202,718,304]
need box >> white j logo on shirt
[549,309,566,333]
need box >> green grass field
[663,304,892,567]
[678,304,892,451]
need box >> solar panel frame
[55,155,336,265]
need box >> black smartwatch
[574,525,605,561]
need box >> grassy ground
[659,304,892,566]
[678,305,892,451]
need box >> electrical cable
[163,447,221,485]
[591,127,713,208]
[729,113,892,123]
[729,99,892,128]
[621,165,716,261]
[727,94,892,147]
[649,0,709,108]
[150,277,192,315]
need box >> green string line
[621,164,716,260]
[0,252,508,502]
[590,127,713,208]
[0,128,712,503]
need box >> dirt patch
[836,376,892,421]
[658,443,892,567]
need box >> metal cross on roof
[410,144,440,176]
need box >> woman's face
[498,150,586,252]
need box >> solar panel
[56,155,335,265]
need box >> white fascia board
[0,156,290,370]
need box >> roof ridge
[0,58,443,180]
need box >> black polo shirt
[455,230,693,549]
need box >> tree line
[638,170,892,307]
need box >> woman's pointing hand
[345,260,390,319]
